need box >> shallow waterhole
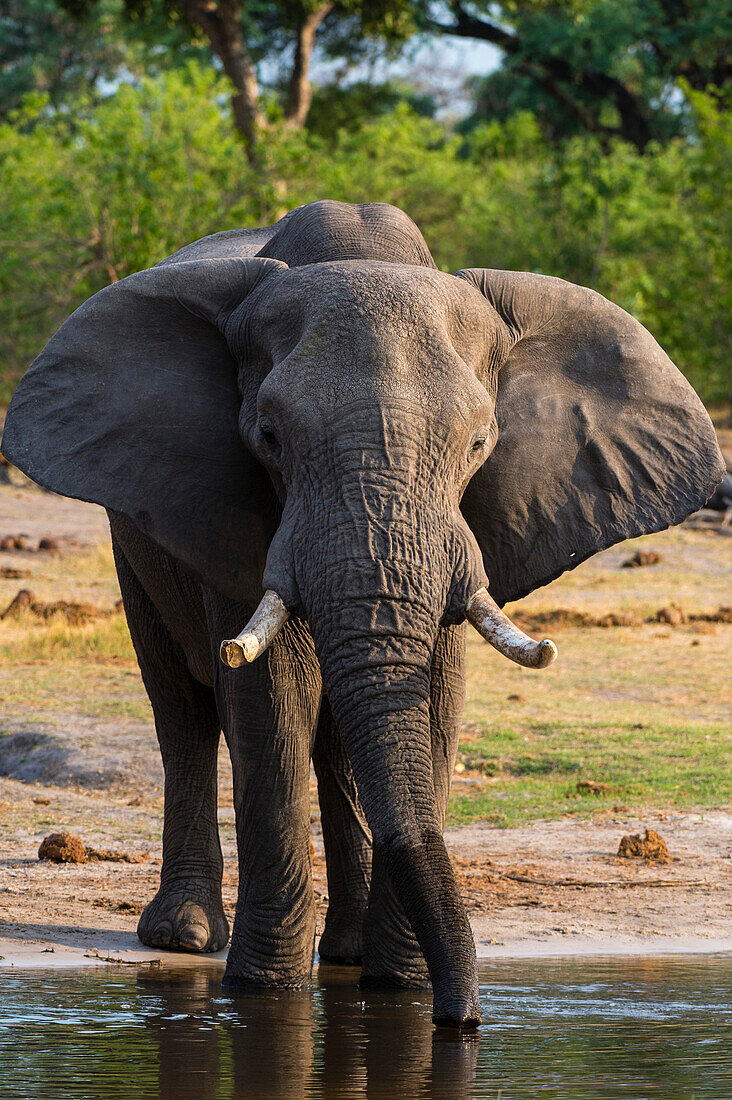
[0,954,730,1098]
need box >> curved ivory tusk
[219,590,289,668]
[465,587,557,670]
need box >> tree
[58,0,339,156]
[0,0,131,118]
[420,0,732,150]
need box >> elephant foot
[138,882,229,953]
[360,932,430,988]
[360,907,430,988]
[317,920,363,967]
[317,898,365,965]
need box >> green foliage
[431,0,732,148]
[0,66,729,405]
[306,79,436,137]
[0,0,127,118]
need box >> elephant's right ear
[1,257,286,598]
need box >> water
[0,955,730,1098]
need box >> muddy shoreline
[1,794,730,970]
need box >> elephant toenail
[150,920,173,947]
[178,923,209,950]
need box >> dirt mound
[622,550,663,568]
[515,604,732,632]
[93,897,144,914]
[0,566,30,579]
[0,534,65,552]
[38,832,149,864]
[515,608,641,629]
[576,780,615,795]
[617,828,670,863]
[0,535,29,551]
[0,588,116,625]
[85,846,149,864]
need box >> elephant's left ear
[457,268,725,606]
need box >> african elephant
[2,200,723,1028]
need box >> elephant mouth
[219,585,557,670]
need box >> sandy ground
[0,472,730,969]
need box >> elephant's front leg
[112,540,229,954]
[360,623,466,985]
[209,597,322,987]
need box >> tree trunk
[284,3,333,128]
[183,0,264,159]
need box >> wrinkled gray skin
[2,201,723,1028]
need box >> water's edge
[2,934,732,969]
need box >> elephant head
[2,200,723,1027]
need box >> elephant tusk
[465,587,557,670]
[219,590,289,668]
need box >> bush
[0,67,729,405]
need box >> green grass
[447,717,730,827]
[450,611,731,825]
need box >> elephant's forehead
[257,261,494,338]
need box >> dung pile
[38,832,149,864]
[622,550,664,568]
[617,828,670,863]
[1,588,115,626]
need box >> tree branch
[426,2,653,150]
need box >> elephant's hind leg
[313,696,371,965]
[113,542,229,953]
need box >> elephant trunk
[308,590,481,1028]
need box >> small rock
[32,796,51,806]
[617,827,670,863]
[38,537,60,551]
[38,832,87,863]
[507,693,525,703]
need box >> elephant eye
[259,419,278,448]
[472,439,486,451]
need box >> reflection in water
[0,955,730,1098]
